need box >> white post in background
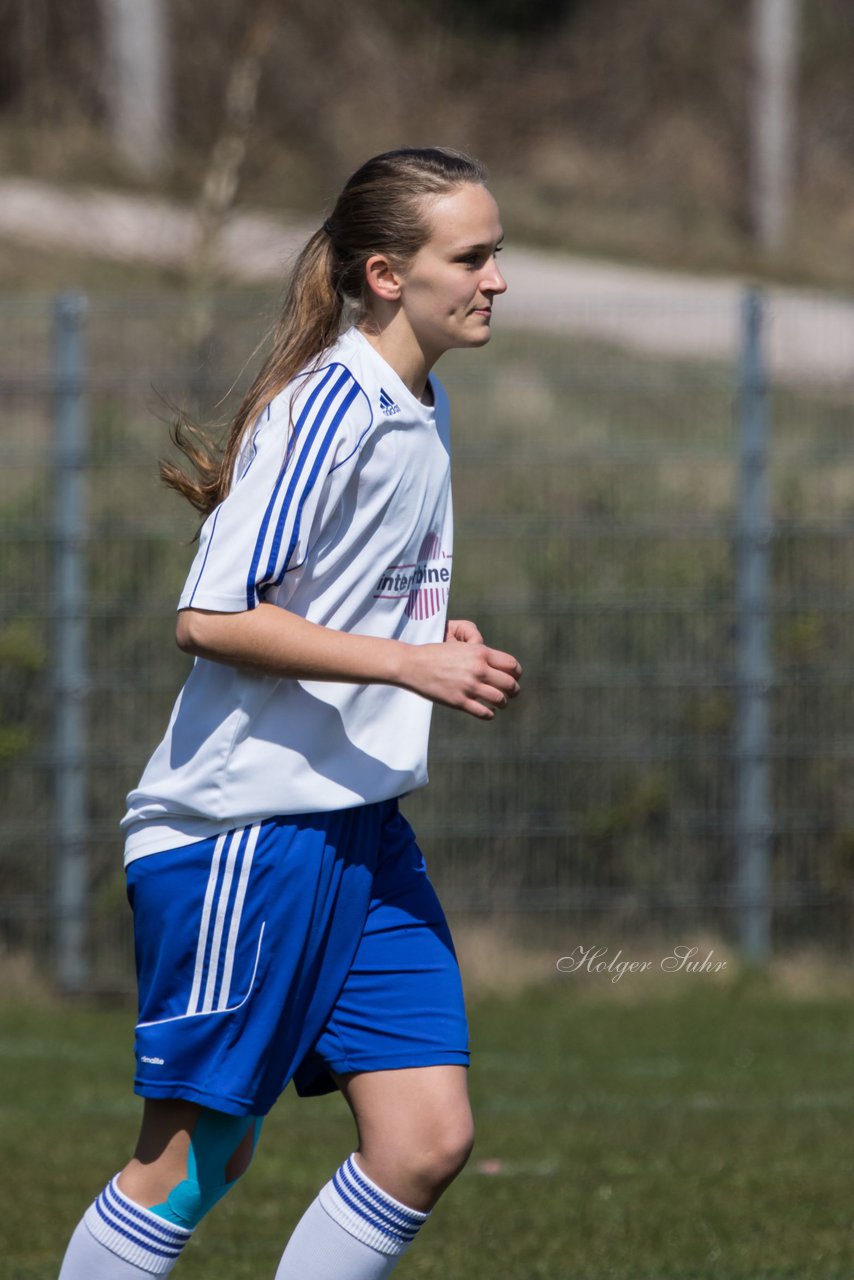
[53,293,89,993]
[749,0,801,254]
[735,289,773,967]
[100,0,172,178]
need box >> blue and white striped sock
[59,1176,193,1277]
[275,1154,430,1279]
[320,1155,430,1255]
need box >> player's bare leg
[275,1065,473,1278]
[335,1064,474,1210]
[117,1099,198,1205]
[58,1099,260,1278]
[118,1098,257,1204]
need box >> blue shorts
[126,799,469,1116]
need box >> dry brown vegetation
[0,1,853,286]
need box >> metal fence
[2,286,854,993]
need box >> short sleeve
[179,362,372,612]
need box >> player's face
[397,183,506,361]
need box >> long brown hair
[161,147,488,518]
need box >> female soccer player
[59,146,520,1280]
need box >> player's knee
[437,1114,476,1181]
[149,1111,263,1231]
[412,1112,475,1192]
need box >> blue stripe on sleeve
[266,381,361,594]
[244,364,339,610]
[258,369,354,594]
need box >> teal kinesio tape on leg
[150,1110,264,1229]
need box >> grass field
[2,973,852,1280]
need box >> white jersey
[122,328,453,865]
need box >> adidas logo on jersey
[379,388,400,416]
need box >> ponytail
[162,147,487,519]
[160,228,341,518]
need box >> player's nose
[483,259,507,296]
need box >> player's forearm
[176,602,408,686]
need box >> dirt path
[1,177,852,383]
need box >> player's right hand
[401,640,522,720]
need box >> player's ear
[364,254,403,303]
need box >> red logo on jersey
[374,533,452,619]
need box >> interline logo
[375,532,452,619]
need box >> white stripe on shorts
[186,832,228,1016]
[184,824,261,1016]
[217,823,261,1010]
[201,828,242,1013]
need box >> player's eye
[456,246,503,267]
